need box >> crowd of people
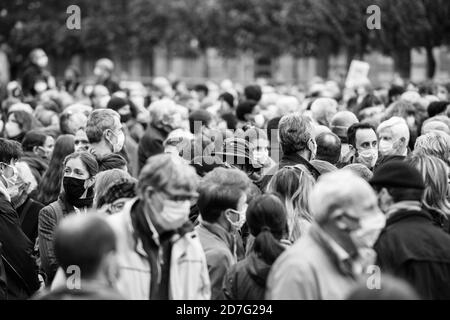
[1,48,450,300]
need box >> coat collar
[281,153,321,180]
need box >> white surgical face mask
[350,212,386,249]
[254,114,265,128]
[34,81,48,93]
[252,149,269,168]
[357,148,378,168]
[110,130,125,153]
[158,199,190,231]
[378,140,394,156]
[226,203,248,230]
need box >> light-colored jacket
[107,198,211,300]
[266,225,359,300]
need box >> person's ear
[33,146,41,156]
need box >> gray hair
[414,131,450,166]
[86,109,120,144]
[138,153,198,196]
[148,98,179,125]
[309,170,375,225]
[279,113,314,155]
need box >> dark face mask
[120,113,132,124]
[63,176,93,208]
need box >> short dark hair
[388,85,405,102]
[236,100,257,122]
[194,84,209,96]
[189,110,212,134]
[86,109,120,144]
[428,101,449,118]
[0,138,23,163]
[315,132,341,165]
[347,123,376,148]
[244,85,262,102]
[387,187,424,203]
[197,168,250,223]
[7,110,35,132]
[21,130,47,152]
[54,215,116,279]
[98,153,127,172]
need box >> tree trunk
[148,48,154,77]
[392,47,411,80]
[203,49,210,78]
[316,36,332,79]
[426,46,436,79]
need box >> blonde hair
[267,165,315,241]
[407,154,450,214]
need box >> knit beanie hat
[370,160,425,190]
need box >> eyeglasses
[161,189,198,202]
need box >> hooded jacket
[223,252,271,300]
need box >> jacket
[137,124,168,173]
[266,225,358,300]
[107,198,210,300]
[38,194,74,284]
[374,205,450,300]
[196,221,242,300]
[35,282,124,300]
[0,192,40,299]
[17,197,44,243]
[258,152,321,191]
[223,252,271,300]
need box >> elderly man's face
[338,185,385,253]
[378,128,405,156]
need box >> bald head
[54,214,116,279]
[331,111,359,143]
[310,98,338,127]
[315,132,342,165]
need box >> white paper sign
[345,60,370,88]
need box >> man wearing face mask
[370,161,450,299]
[345,123,379,170]
[21,48,55,97]
[90,85,111,110]
[86,109,126,160]
[0,139,40,299]
[236,100,266,129]
[138,99,181,173]
[259,113,321,191]
[93,58,121,95]
[20,130,54,185]
[107,154,210,300]
[196,168,251,300]
[107,96,139,175]
[376,117,410,166]
[267,170,385,300]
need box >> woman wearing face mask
[38,151,98,285]
[3,110,41,142]
[21,48,55,97]
[243,127,276,176]
[267,165,316,243]
[223,194,290,300]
